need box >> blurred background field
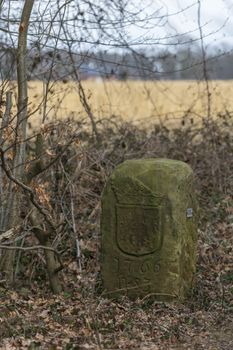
[7,79,233,130]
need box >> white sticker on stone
[186,208,193,218]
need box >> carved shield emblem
[116,204,162,256]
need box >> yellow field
[6,80,233,129]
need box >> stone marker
[100,158,198,301]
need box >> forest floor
[0,114,233,349]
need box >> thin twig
[197,0,211,120]
[31,133,80,178]
[0,243,64,272]
[0,226,20,241]
[71,195,82,271]
[0,244,59,253]
[0,147,56,232]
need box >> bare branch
[0,146,56,232]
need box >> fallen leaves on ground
[0,117,233,349]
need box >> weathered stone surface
[100,158,198,301]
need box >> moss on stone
[101,158,198,301]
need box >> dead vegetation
[6,80,233,129]
[0,112,233,349]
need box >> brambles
[0,114,233,348]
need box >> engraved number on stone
[121,258,160,274]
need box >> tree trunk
[0,0,35,284]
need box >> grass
[5,79,233,130]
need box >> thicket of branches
[0,0,232,294]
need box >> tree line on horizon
[1,41,233,81]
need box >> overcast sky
[127,0,233,51]
[1,0,232,52]
[159,0,233,48]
